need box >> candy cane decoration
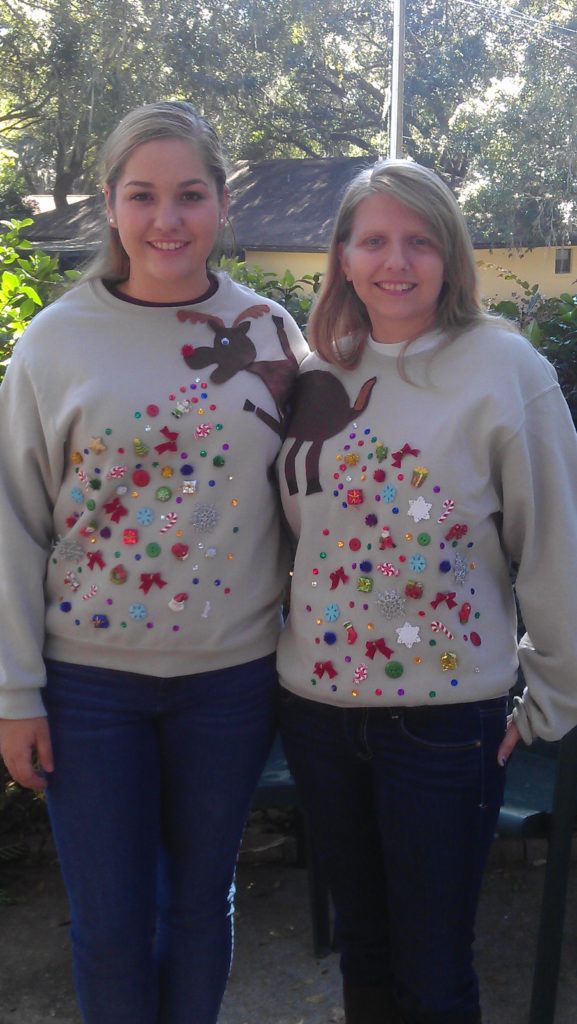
[437,498,455,524]
[430,620,454,640]
[77,469,90,489]
[160,512,178,533]
[377,562,400,576]
[81,584,99,601]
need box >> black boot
[343,978,404,1024]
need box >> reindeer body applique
[283,371,377,496]
[179,306,298,435]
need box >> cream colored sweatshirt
[277,325,577,743]
[0,275,309,718]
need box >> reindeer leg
[305,440,324,495]
[243,400,283,437]
[283,439,304,495]
[272,315,299,371]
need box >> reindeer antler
[177,311,225,328]
[232,305,270,327]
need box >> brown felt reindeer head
[179,306,269,383]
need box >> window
[555,247,571,274]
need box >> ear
[103,186,115,225]
[338,241,352,282]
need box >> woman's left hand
[497,716,521,766]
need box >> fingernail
[498,755,508,767]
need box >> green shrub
[486,272,577,423]
[0,218,79,384]
[218,256,322,330]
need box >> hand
[0,717,54,790]
[497,716,521,767]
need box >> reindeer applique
[282,371,377,496]
[179,306,298,434]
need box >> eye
[129,191,152,202]
[182,190,204,202]
[412,236,435,248]
[363,236,382,248]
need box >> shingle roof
[22,157,577,253]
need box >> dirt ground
[1,835,577,1024]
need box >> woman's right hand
[0,717,54,790]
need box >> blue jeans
[43,655,278,1024]
[279,690,507,1024]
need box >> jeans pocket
[397,703,484,752]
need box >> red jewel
[171,543,189,560]
[373,469,386,482]
[470,632,481,647]
[133,469,150,487]
[146,405,159,417]
[323,529,330,536]
[349,538,362,551]
[459,602,472,624]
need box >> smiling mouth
[148,241,189,251]
[376,282,416,293]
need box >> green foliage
[486,270,577,422]
[219,256,322,330]
[1,0,577,242]
[0,218,79,383]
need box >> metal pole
[389,0,406,159]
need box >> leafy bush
[0,217,79,384]
[486,271,577,423]
[218,256,322,330]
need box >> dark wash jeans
[43,655,278,1024]
[279,690,507,1024]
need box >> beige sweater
[277,324,577,744]
[0,275,309,718]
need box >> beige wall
[245,250,327,282]
[476,247,576,303]
[245,246,576,305]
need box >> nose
[153,201,182,231]
[382,238,409,270]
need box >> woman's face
[339,191,445,344]
[105,137,227,303]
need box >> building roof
[22,157,374,255]
[226,157,372,251]
[22,157,577,255]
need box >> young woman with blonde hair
[277,159,577,1024]
[0,100,307,1024]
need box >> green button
[155,486,172,502]
[417,532,431,546]
[146,542,161,558]
[385,661,404,679]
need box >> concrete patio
[1,832,576,1024]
